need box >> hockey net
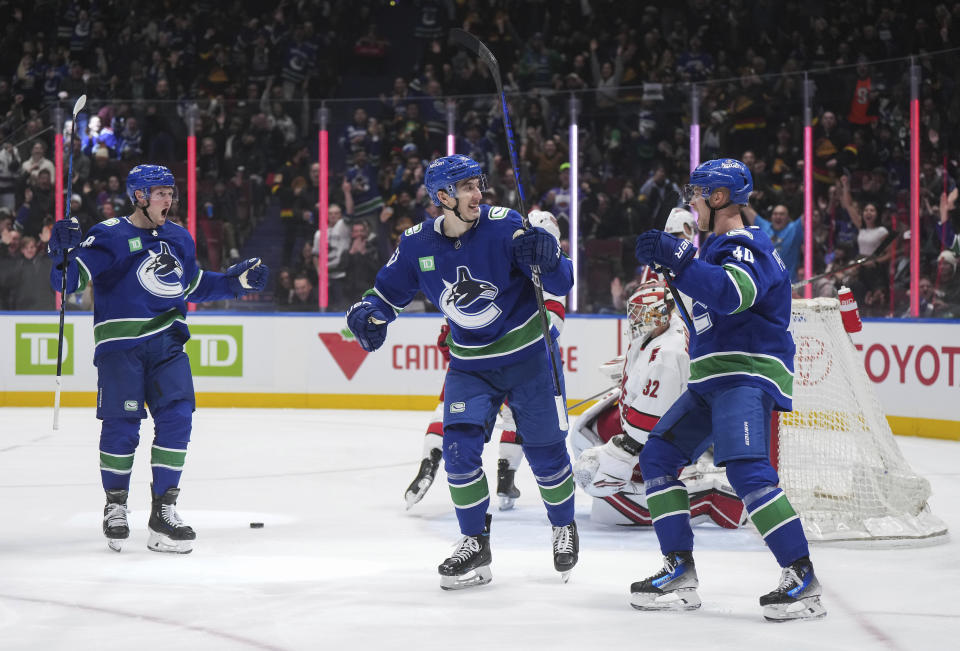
[775,298,948,544]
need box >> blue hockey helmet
[684,158,753,205]
[126,164,177,205]
[424,155,486,207]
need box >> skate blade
[497,496,516,511]
[560,570,573,584]
[106,539,124,552]
[763,596,827,622]
[405,479,434,510]
[440,565,492,591]
[147,531,194,554]
[631,588,702,611]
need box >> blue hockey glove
[512,226,561,272]
[635,230,696,274]
[47,217,82,259]
[346,300,389,352]
[226,257,269,295]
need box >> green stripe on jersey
[447,313,542,360]
[723,264,758,313]
[647,485,691,522]
[537,475,574,506]
[76,259,91,293]
[151,446,187,469]
[184,269,202,296]
[93,308,185,346]
[100,451,134,473]
[449,474,490,509]
[748,492,799,538]
[689,352,793,398]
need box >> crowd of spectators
[1,0,959,317]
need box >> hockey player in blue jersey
[47,164,269,554]
[590,158,825,621]
[345,154,578,589]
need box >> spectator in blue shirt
[744,203,804,280]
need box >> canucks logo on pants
[439,266,501,329]
[137,242,184,298]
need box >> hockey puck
[249,522,264,528]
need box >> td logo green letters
[186,325,243,376]
[16,323,74,375]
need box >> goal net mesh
[777,298,947,543]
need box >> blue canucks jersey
[366,204,573,370]
[670,226,795,410]
[51,216,238,359]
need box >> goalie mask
[627,280,673,341]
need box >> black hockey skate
[147,485,196,554]
[103,489,130,552]
[404,448,443,510]
[496,458,521,511]
[760,557,827,622]
[630,551,701,611]
[438,514,492,590]
[552,521,579,583]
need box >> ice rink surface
[0,408,957,650]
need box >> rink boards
[0,312,957,440]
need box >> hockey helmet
[627,279,673,340]
[528,210,561,241]
[664,207,698,239]
[683,158,753,206]
[126,164,177,205]
[424,155,487,207]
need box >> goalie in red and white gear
[571,280,746,528]
[405,210,567,511]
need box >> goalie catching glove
[226,258,269,295]
[572,434,644,497]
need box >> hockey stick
[53,94,86,431]
[647,188,695,328]
[568,386,618,411]
[791,229,900,290]
[450,28,568,430]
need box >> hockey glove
[47,217,83,260]
[436,322,451,362]
[346,300,389,352]
[572,434,643,497]
[226,258,269,295]
[512,226,561,272]
[635,230,696,275]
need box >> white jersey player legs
[405,402,445,509]
[495,403,523,510]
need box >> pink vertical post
[186,107,197,312]
[318,105,330,309]
[803,75,814,298]
[446,99,456,156]
[569,93,579,312]
[689,83,700,173]
[910,61,921,317]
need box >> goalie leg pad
[443,424,490,536]
[525,441,575,526]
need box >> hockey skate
[147,485,196,554]
[630,551,701,611]
[404,448,443,509]
[103,489,130,552]
[438,514,492,590]
[552,521,579,583]
[496,458,521,511]
[760,557,827,622]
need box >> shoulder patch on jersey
[404,222,423,236]
[488,206,510,220]
[725,228,754,240]
[102,218,121,226]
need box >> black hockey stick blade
[450,29,502,89]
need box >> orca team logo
[137,242,184,298]
[438,266,501,329]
